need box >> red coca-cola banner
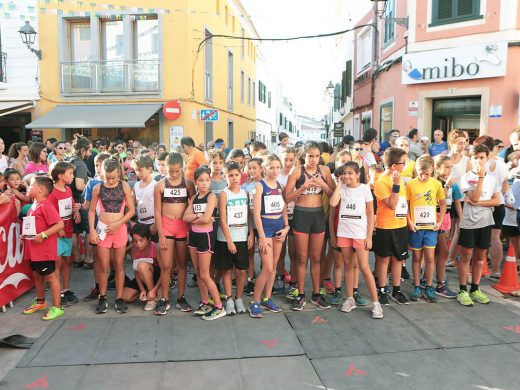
[0,198,34,306]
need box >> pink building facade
[352,0,520,143]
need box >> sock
[202,300,210,305]
[335,287,342,293]
[262,297,269,302]
[353,287,359,293]
[95,283,99,289]
[459,284,467,292]
[470,283,479,293]
[215,304,223,309]
[379,286,386,293]
[227,296,233,300]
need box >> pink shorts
[337,237,366,249]
[162,215,189,240]
[97,224,128,249]
[440,213,451,233]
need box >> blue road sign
[200,109,219,122]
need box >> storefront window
[379,102,393,140]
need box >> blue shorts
[409,229,438,250]
[58,237,73,257]
[260,216,284,238]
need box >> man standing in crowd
[428,129,449,157]
[182,136,207,180]
[362,128,379,166]
[380,129,400,154]
[214,138,231,158]
[407,128,423,160]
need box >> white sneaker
[341,297,356,313]
[144,300,156,311]
[372,302,384,319]
[225,298,236,315]
[235,298,246,314]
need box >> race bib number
[264,195,284,214]
[193,203,207,214]
[164,187,187,198]
[445,188,453,207]
[58,197,73,220]
[340,199,364,220]
[137,201,154,223]
[227,204,247,226]
[414,206,436,227]
[22,216,37,239]
[395,197,408,218]
[248,190,255,210]
[304,186,322,195]
[96,221,108,241]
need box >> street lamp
[326,81,335,97]
[18,21,42,60]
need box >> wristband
[41,232,48,240]
[478,176,485,179]
[392,184,400,193]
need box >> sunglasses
[497,145,504,149]
[395,162,406,165]
[57,147,66,150]
[352,148,363,151]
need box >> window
[384,0,395,46]
[228,51,234,109]
[204,122,213,145]
[69,21,91,61]
[240,71,244,103]
[252,81,256,108]
[268,92,271,108]
[228,120,234,148]
[101,19,124,92]
[356,29,372,73]
[341,60,352,102]
[279,113,283,126]
[204,29,213,102]
[431,0,482,27]
[133,18,159,92]
[247,77,251,106]
[258,81,267,103]
[379,102,393,138]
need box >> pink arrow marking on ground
[25,375,48,389]
[503,326,520,334]
[345,364,367,378]
[66,323,86,331]
[260,339,279,348]
[311,315,328,324]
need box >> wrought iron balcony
[0,52,6,83]
[60,59,160,95]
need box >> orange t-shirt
[185,149,207,180]
[374,173,408,229]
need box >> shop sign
[402,42,507,85]
[169,126,184,150]
[333,122,344,137]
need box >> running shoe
[372,302,384,319]
[319,287,327,296]
[286,285,298,301]
[83,287,99,302]
[96,296,108,314]
[42,306,64,321]
[235,298,246,314]
[401,265,410,280]
[410,286,422,302]
[291,295,306,311]
[176,296,192,312]
[457,290,474,306]
[489,272,501,280]
[419,279,427,289]
[353,291,367,306]
[340,297,356,313]
[261,297,282,313]
[470,289,490,304]
[328,290,342,305]
[194,303,213,316]
[245,280,255,296]
[202,306,226,321]
[311,293,331,309]
[155,298,170,315]
[423,286,438,303]
[23,301,48,315]
[144,300,157,311]
[445,260,455,268]
[64,290,79,304]
[61,293,71,307]
[391,290,409,305]
[226,298,236,315]
[115,298,128,314]
[378,290,390,306]
[323,279,335,294]
[249,302,263,318]
[435,283,457,299]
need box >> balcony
[0,52,6,83]
[60,59,160,95]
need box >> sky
[241,0,373,120]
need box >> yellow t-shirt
[406,177,445,230]
[374,174,408,229]
[401,160,415,183]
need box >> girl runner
[154,152,195,315]
[349,141,369,184]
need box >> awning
[0,100,35,117]
[26,103,163,129]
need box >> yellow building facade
[30,0,258,149]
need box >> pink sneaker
[324,279,335,294]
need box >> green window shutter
[345,60,352,97]
[457,0,474,16]
[341,71,347,103]
[334,84,341,111]
[437,0,454,20]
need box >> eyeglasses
[497,145,504,149]
[352,148,363,151]
[391,135,399,138]
[57,147,66,150]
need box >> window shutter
[437,0,454,20]
[345,60,352,97]
[334,83,341,111]
[457,0,474,17]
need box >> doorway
[432,97,481,142]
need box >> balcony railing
[60,59,160,95]
[0,52,6,83]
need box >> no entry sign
[163,100,182,121]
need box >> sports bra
[260,179,284,216]
[192,192,216,216]
[295,166,323,195]
[162,177,188,204]
[133,242,157,266]
[98,182,125,213]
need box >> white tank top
[449,153,468,189]
[217,187,249,242]
[134,180,156,224]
